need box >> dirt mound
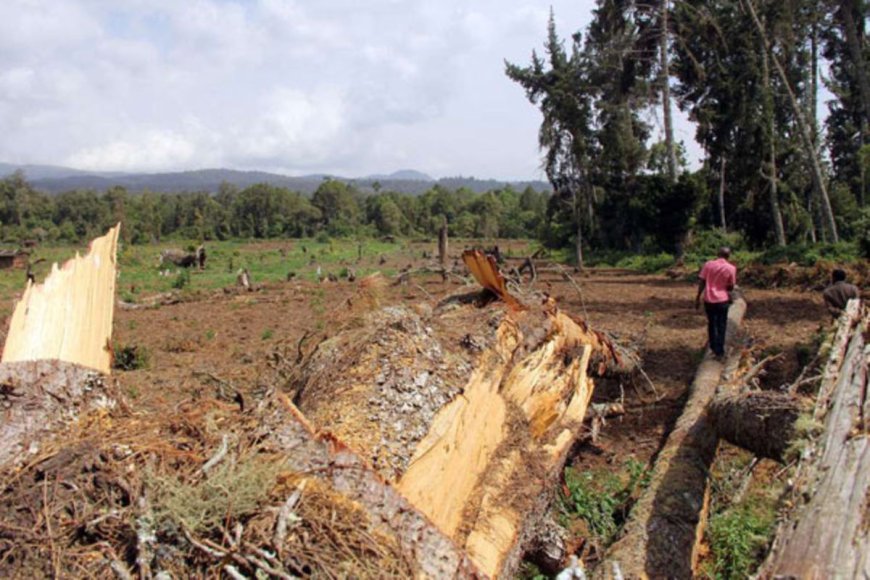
[740,260,870,291]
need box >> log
[259,396,483,579]
[597,297,747,579]
[709,390,809,464]
[2,224,120,374]
[761,299,869,579]
[291,250,615,577]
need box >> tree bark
[761,300,868,579]
[709,390,808,463]
[761,42,787,246]
[718,157,727,231]
[0,361,118,468]
[259,397,483,579]
[661,0,678,183]
[596,297,747,579]
[743,0,839,242]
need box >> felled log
[258,396,483,579]
[2,224,120,374]
[292,250,616,577]
[760,299,869,579]
[598,296,747,579]
[709,390,808,463]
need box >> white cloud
[66,130,197,171]
[0,0,624,179]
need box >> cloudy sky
[0,0,703,180]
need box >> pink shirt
[699,258,736,304]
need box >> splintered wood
[292,250,615,577]
[1,225,120,374]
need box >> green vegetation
[0,172,548,246]
[112,344,150,371]
[703,453,780,579]
[706,501,776,580]
[560,459,651,549]
[507,1,869,266]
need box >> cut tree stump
[0,360,118,467]
[291,250,617,577]
[760,299,869,579]
[597,296,747,579]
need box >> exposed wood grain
[2,224,120,374]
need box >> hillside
[0,164,549,195]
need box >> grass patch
[112,344,150,371]
[560,458,651,549]
[705,499,776,580]
[703,450,780,579]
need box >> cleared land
[0,238,829,576]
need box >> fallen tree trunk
[760,299,869,578]
[259,396,483,579]
[709,390,809,464]
[597,296,747,579]
[292,251,616,577]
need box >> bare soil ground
[112,249,824,480]
[0,239,830,576]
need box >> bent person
[822,269,860,319]
[695,247,737,359]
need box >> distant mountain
[0,163,549,196]
[0,163,126,181]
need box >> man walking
[695,247,737,359]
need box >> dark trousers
[704,301,730,357]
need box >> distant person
[695,247,737,359]
[823,269,860,319]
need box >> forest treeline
[0,171,550,244]
[506,0,870,264]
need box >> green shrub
[172,269,191,289]
[686,229,746,258]
[614,252,675,273]
[113,344,150,371]
[756,241,860,266]
[707,502,775,580]
[560,459,651,547]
